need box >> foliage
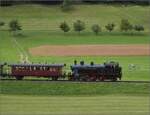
[105,23,115,32]
[134,25,144,32]
[59,21,70,33]
[73,20,85,34]
[61,0,73,11]
[120,19,133,31]
[0,21,5,27]
[91,24,101,35]
[9,20,22,32]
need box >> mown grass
[0,81,149,96]
[0,94,149,115]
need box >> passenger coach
[9,64,65,80]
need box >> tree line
[60,19,145,35]
[0,19,145,36]
[0,0,150,6]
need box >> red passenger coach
[9,64,65,80]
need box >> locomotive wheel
[52,77,58,81]
[112,77,117,82]
[15,76,24,80]
[99,77,104,81]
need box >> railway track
[0,79,150,83]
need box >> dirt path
[29,45,149,56]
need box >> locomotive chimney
[90,61,94,66]
[74,60,77,65]
[80,61,84,66]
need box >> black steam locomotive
[0,61,122,81]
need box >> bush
[134,25,144,32]
[0,21,5,27]
[9,20,22,35]
[0,0,13,6]
[120,19,133,32]
[91,24,101,35]
[105,23,115,32]
[61,0,73,11]
[60,21,70,33]
[73,20,85,34]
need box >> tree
[120,19,133,32]
[61,0,73,11]
[59,21,70,33]
[105,23,115,32]
[0,21,5,27]
[0,0,13,6]
[73,20,85,34]
[9,20,22,35]
[91,24,101,35]
[134,25,144,32]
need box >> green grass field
[1,81,150,96]
[0,4,150,115]
[0,94,149,115]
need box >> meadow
[0,94,149,115]
[0,4,150,115]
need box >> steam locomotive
[0,61,122,81]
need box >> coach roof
[9,63,64,67]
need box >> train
[0,60,122,81]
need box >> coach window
[33,67,36,71]
[53,68,56,72]
[47,67,49,71]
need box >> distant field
[0,4,150,31]
[0,4,150,62]
[0,94,149,115]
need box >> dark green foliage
[91,24,101,35]
[60,21,70,33]
[105,23,115,32]
[0,0,13,6]
[0,21,5,27]
[73,20,85,34]
[134,25,144,32]
[61,0,73,11]
[9,20,22,32]
[120,19,133,32]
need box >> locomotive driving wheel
[52,77,58,81]
[15,76,24,80]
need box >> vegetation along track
[1,79,150,83]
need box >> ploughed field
[29,44,149,56]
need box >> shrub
[9,20,22,35]
[61,0,73,11]
[134,25,144,32]
[105,23,115,32]
[0,21,5,27]
[91,24,101,35]
[60,21,70,33]
[73,20,85,34]
[120,19,133,32]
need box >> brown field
[29,44,149,56]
